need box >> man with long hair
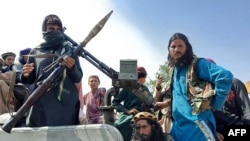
[165,33,233,141]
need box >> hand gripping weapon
[1,10,113,133]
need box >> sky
[1,0,250,94]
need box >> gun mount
[65,34,138,89]
[64,34,139,125]
[1,10,115,134]
[1,11,155,134]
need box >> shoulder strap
[167,67,174,121]
[187,55,199,85]
[187,56,207,87]
[187,56,216,114]
[168,67,174,86]
[165,67,174,95]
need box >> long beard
[137,133,152,141]
[169,55,186,68]
[171,58,184,67]
[138,135,152,141]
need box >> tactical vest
[167,56,215,115]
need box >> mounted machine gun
[1,10,113,133]
[2,10,156,133]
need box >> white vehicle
[0,123,123,141]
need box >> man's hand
[154,99,171,109]
[22,63,34,77]
[217,132,224,141]
[62,56,75,71]
[126,108,139,115]
[156,75,164,90]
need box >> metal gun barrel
[1,10,113,133]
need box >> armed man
[112,66,155,141]
[21,14,83,127]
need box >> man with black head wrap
[21,14,83,127]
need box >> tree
[146,61,171,94]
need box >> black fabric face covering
[40,31,65,50]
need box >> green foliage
[146,61,171,93]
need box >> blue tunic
[170,58,233,141]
